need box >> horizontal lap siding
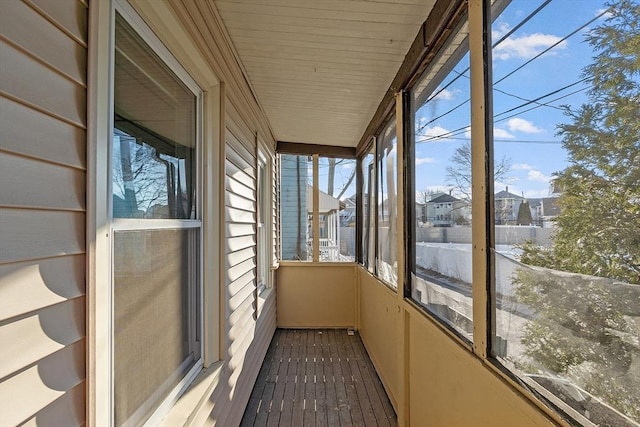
[215,105,276,426]
[0,0,87,425]
[163,1,277,424]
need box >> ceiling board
[214,0,435,147]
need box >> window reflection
[112,126,195,219]
[113,13,196,220]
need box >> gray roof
[494,190,523,200]
[428,194,460,203]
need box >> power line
[492,0,554,48]
[494,8,609,85]
[417,0,556,129]
[417,4,607,131]
[494,85,588,122]
[415,80,589,144]
[493,86,564,111]
[494,78,589,119]
[429,136,562,144]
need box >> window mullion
[312,154,320,262]
[469,0,494,359]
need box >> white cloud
[494,127,514,139]
[512,163,534,171]
[507,118,543,134]
[415,157,436,166]
[494,32,566,60]
[418,125,454,142]
[492,22,511,40]
[433,88,454,101]
[528,169,551,183]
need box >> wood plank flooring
[241,329,396,427]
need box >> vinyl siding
[163,1,277,425]
[0,1,88,425]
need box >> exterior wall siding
[160,1,278,425]
[211,100,277,427]
[0,0,88,425]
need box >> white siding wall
[165,1,278,425]
[0,0,88,425]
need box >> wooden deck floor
[241,329,397,427]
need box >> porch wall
[357,267,558,427]
[276,263,357,329]
[0,0,88,425]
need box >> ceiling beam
[277,141,357,158]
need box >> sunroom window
[409,16,474,341]
[489,1,639,424]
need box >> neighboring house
[340,194,357,226]
[541,195,562,227]
[280,154,309,260]
[425,193,471,227]
[497,181,562,227]
[306,185,343,261]
[494,187,524,225]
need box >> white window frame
[256,148,272,295]
[110,1,204,425]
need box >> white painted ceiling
[214,0,436,147]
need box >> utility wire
[415,80,589,143]
[418,0,555,124]
[418,4,607,132]
[494,8,609,85]
[492,0,554,47]
[494,77,589,119]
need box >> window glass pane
[113,14,196,219]
[377,120,398,288]
[361,147,376,271]
[491,1,639,424]
[280,154,312,261]
[410,18,473,340]
[317,157,356,262]
[114,228,199,426]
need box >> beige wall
[357,267,559,427]
[358,270,401,410]
[277,263,357,328]
[0,0,88,425]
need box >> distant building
[494,186,524,225]
[425,193,471,227]
[540,195,561,227]
[280,154,308,260]
[494,185,561,227]
[340,195,357,226]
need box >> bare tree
[324,158,356,199]
[445,141,511,200]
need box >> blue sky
[314,0,611,203]
[414,0,610,200]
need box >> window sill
[159,361,223,427]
